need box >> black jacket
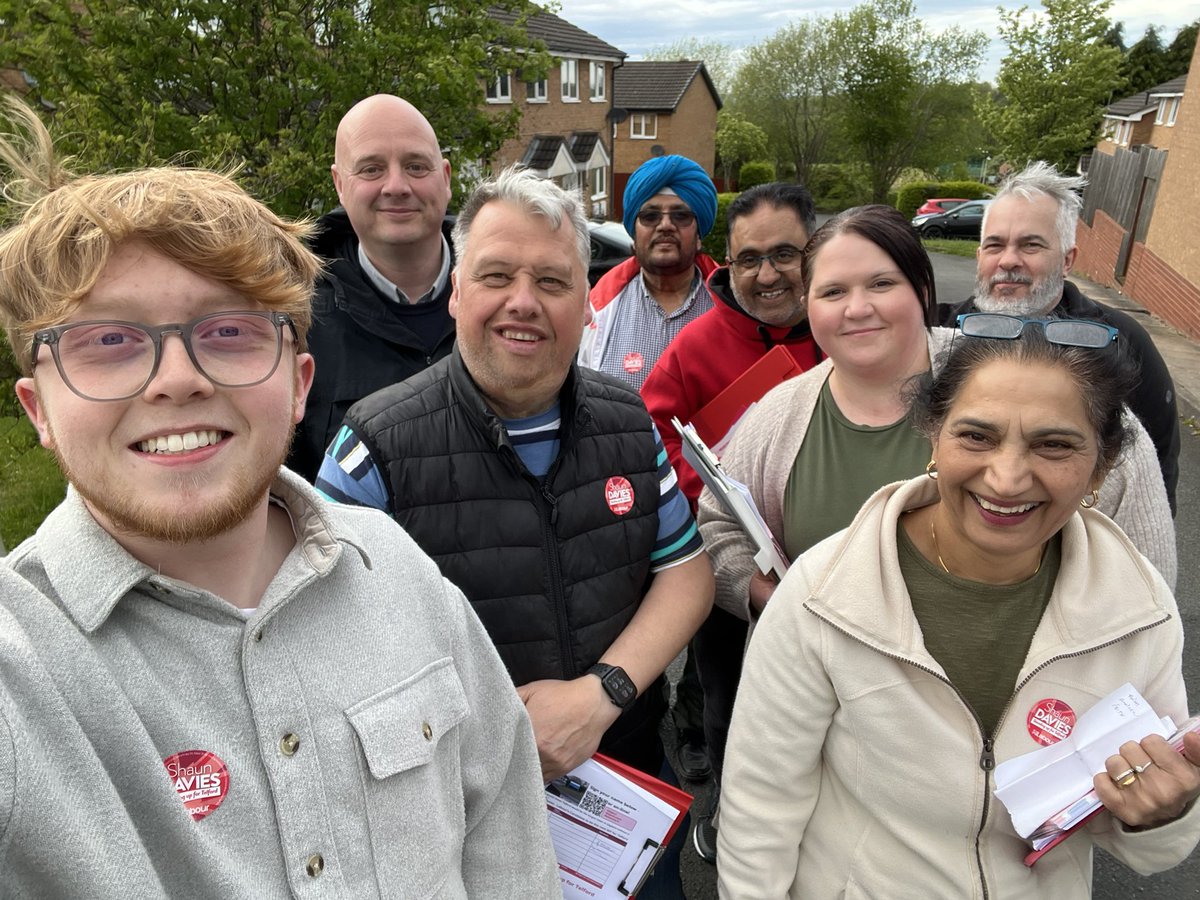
[939,280,1180,513]
[287,209,456,481]
[343,350,668,770]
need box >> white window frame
[1167,97,1180,126]
[630,113,657,140]
[561,59,579,102]
[589,62,606,102]
[526,77,547,103]
[486,72,511,104]
[590,166,607,202]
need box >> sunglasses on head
[955,313,1119,349]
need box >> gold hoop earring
[925,459,938,480]
[1080,490,1099,509]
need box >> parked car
[915,197,969,217]
[916,199,991,240]
[587,220,633,285]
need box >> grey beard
[973,269,1064,318]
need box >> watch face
[604,668,637,708]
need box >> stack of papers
[994,683,1173,842]
[546,755,691,898]
[673,418,788,580]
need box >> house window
[1166,97,1180,126]
[589,62,606,101]
[1118,121,1132,145]
[486,73,511,104]
[526,78,547,103]
[592,165,609,202]
[561,60,579,101]
[630,113,657,139]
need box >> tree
[0,0,550,216]
[729,19,843,189]
[714,111,767,188]
[982,0,1123,171]
[644,37,739,99]
[1165,20,1199,78]
[1122,26,1170,93]
[833,0,987,203]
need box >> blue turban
[622,155,718,238]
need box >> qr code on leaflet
[579,789,607,816]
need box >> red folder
[688,344,807,449]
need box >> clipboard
[673,417,789,580]
[595,753,692,897]
[688,344,806,451]
[548,754,692,898]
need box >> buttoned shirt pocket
[346,657,470,896]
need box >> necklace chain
[928,514,1042,580]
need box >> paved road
[674,247,1200,898]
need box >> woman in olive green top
[698,204,938,620]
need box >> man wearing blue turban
[580,155,720,393]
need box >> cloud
[555,0,1200,82]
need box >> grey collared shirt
[0,472,559,898]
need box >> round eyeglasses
[32,310,298,401]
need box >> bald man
[288,94,457,480]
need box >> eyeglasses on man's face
[32,310,299,402]
[636,209,696,229]
[728,246,803,276]
[955,313,1118,350]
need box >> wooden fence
[1082,145,1167,281]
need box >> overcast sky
[555,0,1200,87]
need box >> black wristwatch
[586,663,637,710]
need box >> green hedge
[896,180,994,220]
[701,192,738,260]
[806,164,871,212]
[737,161,775,192]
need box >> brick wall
[1125,243,1200,340]
[490,59,612,172]
[1143,38,1200,312]
[1075,199,1200,341]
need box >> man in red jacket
[640,182,824,863]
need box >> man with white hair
[939,161,1179,512]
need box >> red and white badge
[622,352,644,375]
[605,476,635,516]
[1026,698,1077,746]
[163,749,230,821]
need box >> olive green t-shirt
[782,377,930,559]
[897,523,1062,737]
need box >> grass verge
[922,238,977,259]
[0,415,66,550]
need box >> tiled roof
[1105,75,1188,118]
[569,131,599,163]
[490,7,625,60]
[613,61,721,112]
[1148,75,1188,97]
[521,135,564,170]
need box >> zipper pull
[542,487,559,526]
[980,738,995,772]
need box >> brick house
[1096,75,1187,155]
[486,9,625,218]
[1074,44,1200,339]
[611,61,721,221]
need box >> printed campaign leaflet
[993,683,1174,843]
[546,755,689,899]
